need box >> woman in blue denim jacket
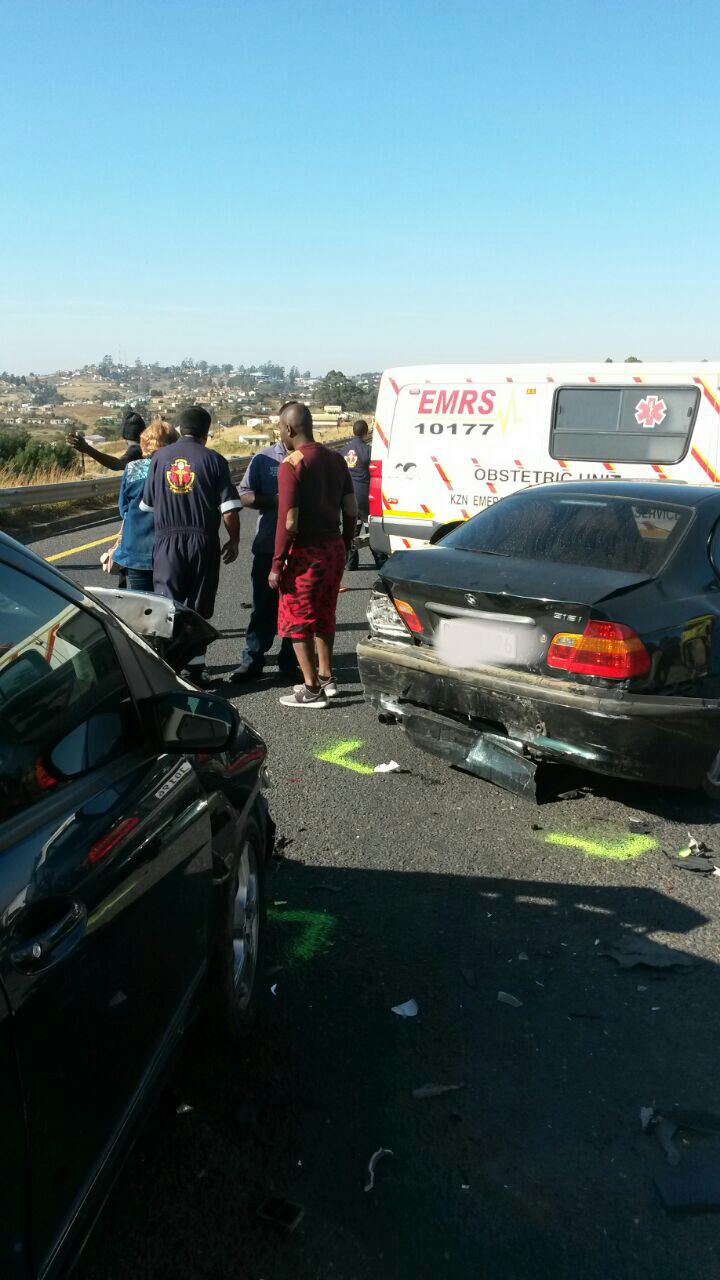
[110,418,176,590]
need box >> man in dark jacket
[141,405,241,684]
[340,419,385,569]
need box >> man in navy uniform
[229,435,298,682]
[141,405,241,684]
[340,419,385,569]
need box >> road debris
[392,998,419,1018]
[600,934,698,969]
[374,760,400,773]
[412,1084,465,1100]
[497,991,523,1008]
[256,1197,306,1232]
[664,842,718,874]
[628,819,652,834]
[308,883,343,893]
[271,984,278,996]
[641,1105,720,1136]
[364,1147,394,1192]
[459,967,477,989]
[176,1102,194,1115]
[640,1106,655,1132]
[656,1118,681,1166]
[655,1163,720,1212]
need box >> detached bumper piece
[357,638,720,796]
[89,587,219,669]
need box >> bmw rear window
[442,491,691,574]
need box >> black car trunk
[382,547,653,674]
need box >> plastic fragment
[392,998,419,1018]
[459,967,477,989]
[640,1106,655,1132]
[412,1083,465,1100]
[497,991,523,1007]
[374,760,400,773]
[271,984,278,996]
[364,1147,394,1192]
[655,1162,720,1211]
[176,1102,193,1115]
[256,1197,305,1231]
[600,934,698,969]
[656,1118,681,1166]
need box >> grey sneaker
[280,685,329,709]
[293,675,338,698]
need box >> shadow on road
[76,858,720,1280]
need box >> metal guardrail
[0,456,251,512]
[0,440,351,513]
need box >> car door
[0,559,214,1279]
[0,976,27,1280]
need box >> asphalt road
[26,516,720,1279]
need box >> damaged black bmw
[357,481,720,799]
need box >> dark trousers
[347,485,387,571]
[153,530,220,620]
[242,551,296,673]
[127,567,154,591]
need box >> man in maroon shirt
[270,402,357,707]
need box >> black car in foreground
[358,481,720,799]
[0,532,273,1279]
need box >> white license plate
[434,617,519,670]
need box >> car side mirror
[429,519,463,545]
[140,691,239,753]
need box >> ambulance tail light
[547,620,650,679]
[369,459,383,518]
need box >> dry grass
[0,462,85,488]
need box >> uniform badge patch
[167,457,195,493]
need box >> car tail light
[369,459,383,517]
[547,620,650,678]
[393,597,423,634]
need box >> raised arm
[67,433,126,472]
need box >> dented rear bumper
[357,637,720,794]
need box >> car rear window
[442,491,691,573]
[551,385,699,464]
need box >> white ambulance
[368,362,720,555]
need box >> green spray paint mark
[316,739,374,775]
[543,831,656,861]
[268,908,337,964]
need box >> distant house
[324,404,342,414]
[246,417,265,428]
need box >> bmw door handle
[10,899,87,973]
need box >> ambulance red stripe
[431,456,453,490]
[691,446,720,483]
[694,378,720,416]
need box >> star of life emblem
[634,396,667,429]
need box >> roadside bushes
[0,431,80,480]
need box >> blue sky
[2,0,719,373]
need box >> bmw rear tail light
[392,597,424,635]
[369,459,383,517]
[547,620,650,679]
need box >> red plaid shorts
[277,538,346,639]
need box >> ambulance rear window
[550,385,699,464]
